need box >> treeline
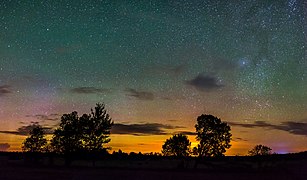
[23,103,113,165]
[22,103,273,165]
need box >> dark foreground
[0,153,307,180]
[0,161,306,180]
[0,164,306,180]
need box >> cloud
[71,87,110,94]
[0,143,10,151]
[173,131,196,135]
[26,114,60,121]
[233,137,248,142]
[161,97,173,101]
[278,122,307,136]
[112,123,183,136]
[167,119,179,122]
[228,121,273,128]
[229,121,307,136]
[0,123,53,136]
[0,85,12,96]
[125,88,154,100]
[186,74,224,91]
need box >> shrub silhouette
[161,134,191,157]
[248,144,272,156]
[195,114,232,157]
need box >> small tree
[195,114,232,157]
[161,134,191,157]
[248,144,272,156]
[22,124,47,153]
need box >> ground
[0,153,306,180]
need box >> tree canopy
[81,103,113,153]
[22,124,47,153]
[195,114,232,157]
[248,144,272,156]
[51,111,83,154]
[50,103,113,155]
[161,134,191,157]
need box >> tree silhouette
[22,124,47,153]
[51,111,83,155]
[80,103,113,166]
[50,103,113,165]
[81,103,113,153]
[50,111,84,166]
[195,114,232,157]
[248,144,272,156]
[161,134,191,157]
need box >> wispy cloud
[26,114,60,121]
[0,123,53,136]
[167,119,179,122]
[172,131,196,135]
[112,123,183,136]
[228,121,272,128]
[186,74,224,91]
[0,85,12,96]
[229,120,307,136]
[70,87,110,94]
[125,88,154,100]
[233,137,248,142]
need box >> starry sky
[0,0,307,155]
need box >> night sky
[0,0,307,155]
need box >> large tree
[50,111,83,155]
[195,114,232,157]
[161,134,191,157]
[22,124,47,153]
[248,144,272,156]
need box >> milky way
[0,0,306,154]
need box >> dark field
[0,153,307,180]
[0,165,305,180]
